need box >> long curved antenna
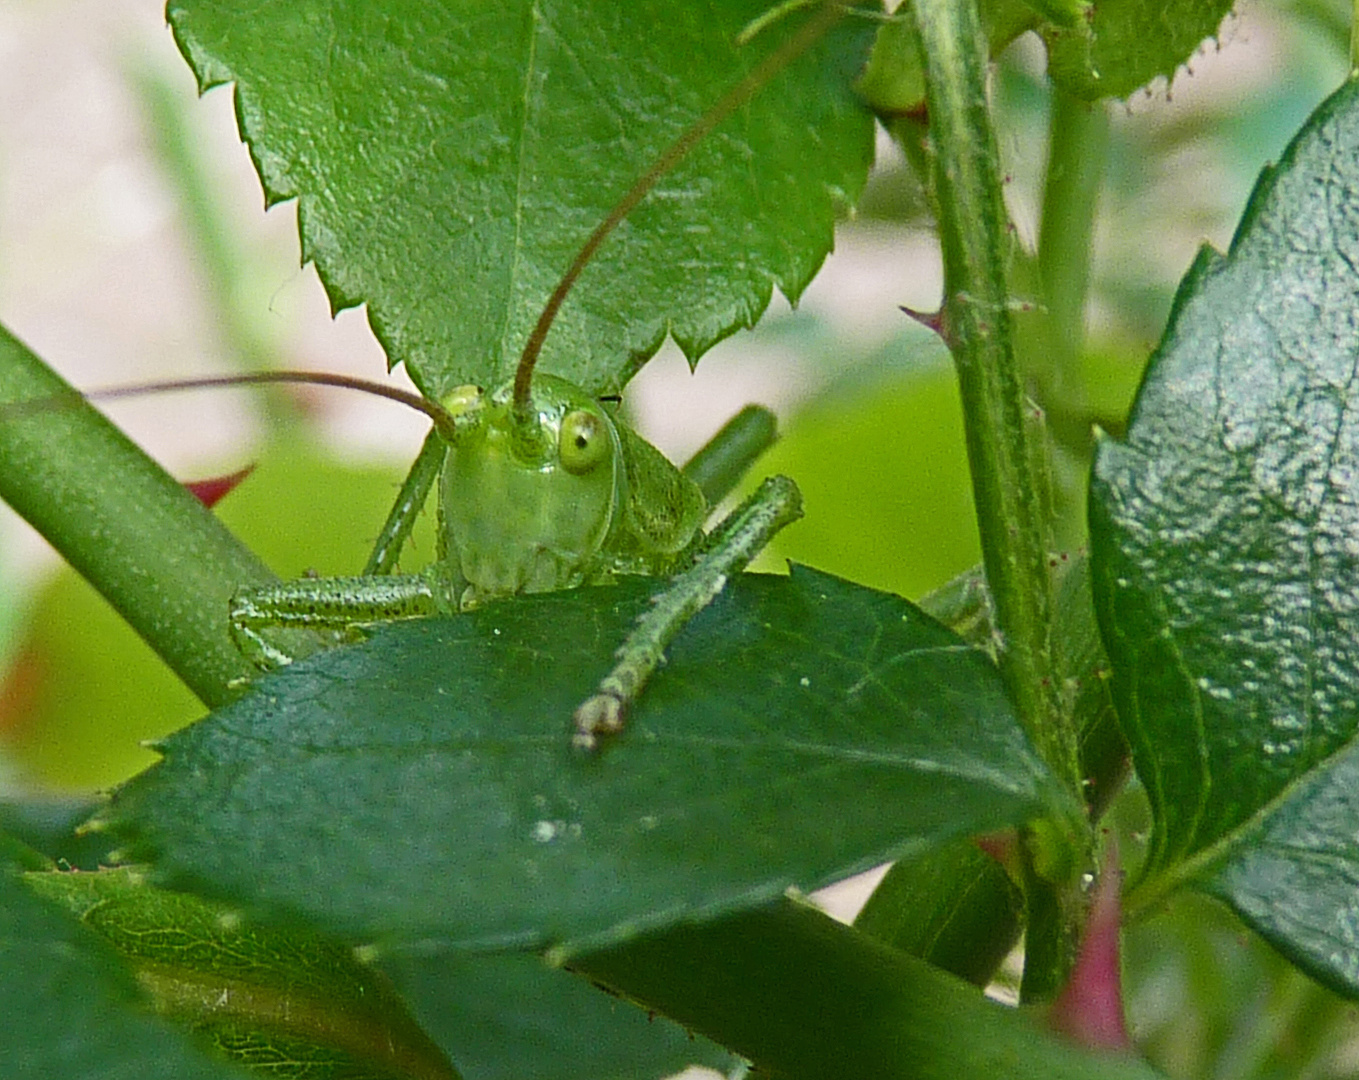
[77,371,464,442]
[511,0,845,414]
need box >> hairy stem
[908,0,1084,996]
[0,325,274,706]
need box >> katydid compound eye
[559,409,609,474]
[439,384,483,416]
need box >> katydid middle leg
[229,566,461,668]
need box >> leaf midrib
[1125,724,1359,922]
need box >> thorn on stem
[900,304,947,341]
[184,465,255,509]
[875,101,928,125]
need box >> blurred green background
[0,2,1357,1078]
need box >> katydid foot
[571,474,803,752]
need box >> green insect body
[438,375,706,605]
[226,370,798,748]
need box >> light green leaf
[167,0,876,397]
[1090,76,1359,993]
[108,567,1069,951]
[1043,0,1234,101]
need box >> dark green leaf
[852,838,1023,987]
[26,867,460,1080]
[0,867,248,1080]
[0,799,109,870]
[0,827,53,873]
[109,567,1069,951]
[1043,0,1234,101]
[166,0,875,398]
[381,951,732,1080]
[572,896,1165,1080]
[1089,77,1359,992]
[1052,556,1127,821]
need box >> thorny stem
[908,0,1085,998]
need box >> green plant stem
[1037,87,1107,422]
[1035,87,1109,552]
[1352,0,1359,72]
[908,0,1084,997]
[909,3,1074,788]
[0,324,275,706]
[571,898,1162,1080]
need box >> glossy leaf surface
[166,0,876,398]
[109,567,1068,951]
[382,951,732,1080]
[852,837,1023,987]
[572,897,1165,1080]
[1090,77,1359,992]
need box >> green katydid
[159,368,801,750]
[66,3,852,749]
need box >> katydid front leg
[573,473,803,751]
[361,384,485,578]
[362,427,446,577]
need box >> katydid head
[439,375,623,602]
[16,2,833,609]
[25,367,630,602]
